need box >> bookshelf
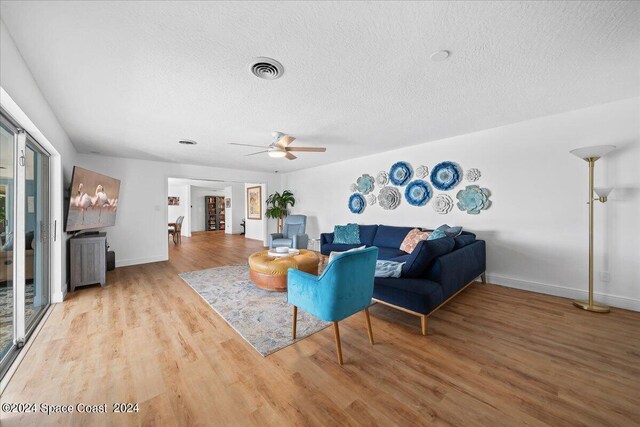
[205,196,225,231]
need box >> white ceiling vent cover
[250,57,284,80]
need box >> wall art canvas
[168,196,180,206]
[66,166,121,232]
[247,186,262,220]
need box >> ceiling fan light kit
[229,132,326,160]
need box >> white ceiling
[168,178,234,191]
[1,1,639,173]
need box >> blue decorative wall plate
[456,185,491,214]
[430,161,462,191]
[404,180,432,206]
[389,161,413,186]
[348,193,366,214]
[356,174,375,194]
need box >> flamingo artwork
[92,184,109,220]
[74,183,93,223]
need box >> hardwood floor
[1,232,639,426]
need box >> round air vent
[250,57,284,80]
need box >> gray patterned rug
[179,264,331,356]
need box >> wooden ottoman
[248,250,319,292]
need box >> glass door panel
[25,140,49,332]
[0,120,15,366]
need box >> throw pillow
[427,224,463,240]
[328,245,366,263]
[333,223,361,244]
[399,228,431,253]
[402,237,456,278]
[375,260,405,278]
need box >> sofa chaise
[321,224,486,335]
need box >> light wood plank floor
[1,232,639,426]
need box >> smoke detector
[250,57,284,80]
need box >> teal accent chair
[288,246,378,365]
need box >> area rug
[0,281,35,355]
[179,264,330,356]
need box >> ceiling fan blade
[245,151,268,156]
[285,152,297,160]
[285,147,327,152]
[229,143,268,148]
[275,135,296,148]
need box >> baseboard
[487,274,640,312]
[51,287,67,303]
[116,255,168,268]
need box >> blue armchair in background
[269,215,309,249]
[287,247,378,365]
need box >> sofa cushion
[321,243,363,255]
[373,277,444,314]
[357,225,379,246]
[372,225,414,248]
[333,223,360,244]
[376,247,408,260]
[454,232,476,249]
[400,237,455,278]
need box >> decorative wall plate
[366,193,377,205]
[430,161,462,191]
[378,186,401,210]
[348,193,366,214]
[465,168,481,182]
[456,185,491,214]
[404,180,432,206]
[375,171,389,186]
[389,161,413,186]
[415,165,429,179]
[349,183,358,192]
[432,194,453,214]
[356,174,375,194]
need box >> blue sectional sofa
[321,224,486,335]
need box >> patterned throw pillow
[333,223,361,244]
[328,245,366,263]
[400,228,431,253]
[428,224,463,240]
[375,260,405,278]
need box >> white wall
[224,183,244,234]
[75,154,276,266]
[244,183,268,242]
[190,187,224,233]
[1,20,78,302]
[167,183,190,237]
[281,98,640,311]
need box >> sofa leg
[364,308,374,345]
[333,322,344,365]
[480,272,487,284]
[421,315,428,336]
[292,306,297,339]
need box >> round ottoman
[248,250,319,292]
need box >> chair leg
[480,272,486,284]
[292,306,297,339]
[333,322,343,365]
[421,315,428,336]
[364,308,374,345]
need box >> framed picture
[168,196,180,206]
[246,186,262,220]
[225,198,231,208]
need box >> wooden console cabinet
[70,232,107,292]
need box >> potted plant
[265,190,296,233]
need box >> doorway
[0,110,51,379]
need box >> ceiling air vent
[250,57,284,80]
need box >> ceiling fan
[228,132,326,160]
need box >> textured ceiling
[1,1,639,172]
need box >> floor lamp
[569,145,615,313]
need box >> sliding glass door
[0,110,51,379]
